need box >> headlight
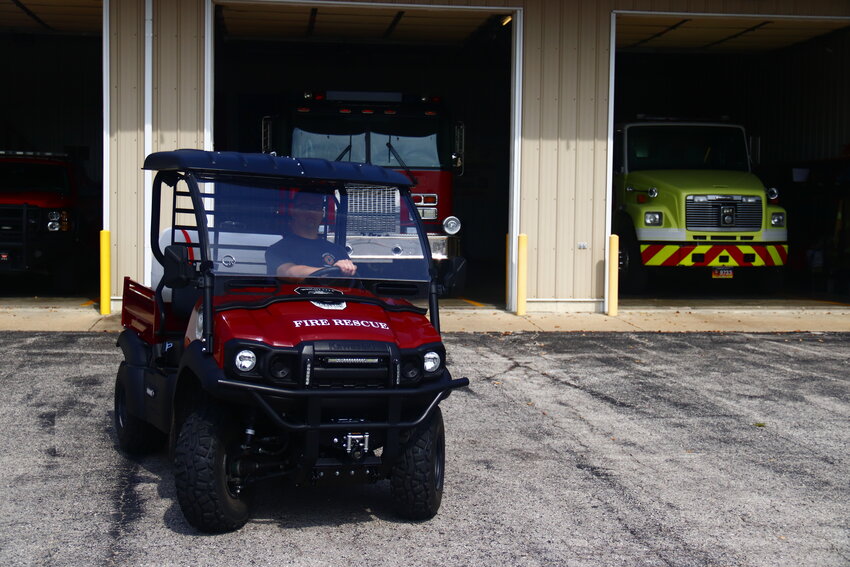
[644,212,663,226]
[442,216,461,235]
[767,187,779,200]
[47,211,61,221]
[418,207,438,220]
[423,351,441,373]
[47,221,60,231]
[195,310,204,340]
[647,187,658,198]
[235,349,257,372]
[771,212,786,227]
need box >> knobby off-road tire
[114,365,166,455]
[173,407,249,533]
[390,407,445,520]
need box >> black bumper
[217,373,469,432]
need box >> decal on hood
[295,286,347,310]
[293,318,390,329]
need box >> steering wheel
[310,265,344,278]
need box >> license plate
[712,268,733,279]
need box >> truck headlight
[443,216,461,235]
[644,212,663,226]
[771,212,786,227]
[423,351,441,373]
[417,207,438,220]
[235,349,257,372]
[47,221,60,231]
[767,187,779,200]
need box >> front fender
[178,339,227,397]
[116,330,151,419]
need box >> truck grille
[0,206,28,239]
[686,195,762,232]
[347,185,400,235]
[0,206,39,269]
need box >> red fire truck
[0,151,96,291]
[262,91,466,295]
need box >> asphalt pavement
[0,331,847,566]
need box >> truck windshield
[288,112,446,168]
[0,162,70,194]
[292,128,440,168]
[626,125,750,172]
[177,176,431,289]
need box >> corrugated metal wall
[109,0,145,290]
[108,0,850,310]
[108,0,205,298]
[153,0,205,153]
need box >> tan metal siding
[521,0,613,305]
[154,0,206,239]
[109,0,145,294]
[154,0,205,152]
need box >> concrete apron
[0,296,848,333]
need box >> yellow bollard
[517,233,527,316]
[100,230,111,315]
[608,234,619,317]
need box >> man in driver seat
[266,192,357,277]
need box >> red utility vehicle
[262,91,467,295]
[115,149,467,533]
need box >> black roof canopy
[143,149,412,187]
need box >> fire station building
[3,1,849,313]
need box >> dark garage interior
[212,5,513,305]
[0,31,102,297]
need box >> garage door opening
[0,5,103,300]
[612,13,850,306]
[212,2,514,307]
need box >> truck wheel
[173,407,249,533]
[390,407,445,520]
[618,229,648,293]
[114,367,166,455]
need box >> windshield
[626,125,750,172]
[0,162,70,194]
[293,128,440,168]
[161,175,431,295]
[289,112,445,168]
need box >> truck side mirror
[261,116,273,155]
[437,257,467,297]
[452,121,465,176]
[162,244,194,289]
[749,135,761,167]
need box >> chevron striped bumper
[640,244,788,267]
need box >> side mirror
[162,244,194,289]
[452,121,465,176]
[749,135,761,167]
[437,257,467,298]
